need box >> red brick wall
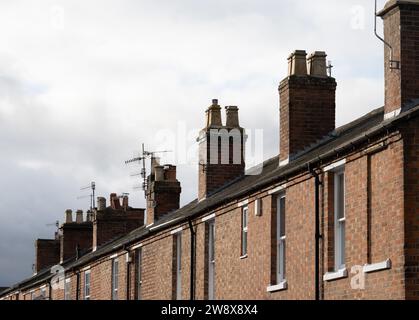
[35,239,60,273]
[279,76,336,162]
[60,223,93,262]
[382,3,419,114]
[401,117,419,299]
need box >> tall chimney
[279,50,336,165]
[146,164,181,225]
[197,99,246,200]
[34,239,60,273]
[378,0,419,119]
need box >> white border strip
[201,213,216,222]
[268,184,287,195]
[81,265,91,272]
[267,280,288,292]
[323,268,348,281]
[109,253,118,259]
[149,216,184,231]
[170,227,183,235]
[323,159,346,172]
[237,199,249,207]
[279,157,289,167]
[384,108,401,120]
[131,243,143,250]
[363,259,391,273]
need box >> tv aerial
[125,143,172,198]
[78,181,96,210]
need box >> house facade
[1,0,419,301]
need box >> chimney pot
[307,51,328,77]
[288,50,308,76]
[225,106,240,127]
[97,197,106,211]
[110,193,121,209]
[164,165,177,181]
[76,210,83,223]
[205,99,222,127]
[65,209,73,223]
[122,196,129,210]
[155,166,165,181]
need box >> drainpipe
[76,271,80,301]
[311,168,322,301]
[188,219,196,300]
[125,248,131,301]
[48,281,52,300]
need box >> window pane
[339,221,345,267]
[337,173,345,220]
[279,197,286,237]
[242,231,247,256]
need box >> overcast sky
[0,0,388,286]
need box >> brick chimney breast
[279,50,337,165]
[378,0,419,118]
[146,164,181,225]
[198,99,246,200]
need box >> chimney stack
[92,193,144,249]
[146,164,181,225]
[378,0,419,118]
[197,99,246,200]
[34,239,60,273]
[59,211,93,263]
[279,50,336,165]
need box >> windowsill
[323,268,348,281]
[240,254,248,260]
[363,259,391,273]
[266,281,288,293]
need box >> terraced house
[1,0,419,301]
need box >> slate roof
[2,104,419,296]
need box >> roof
[2,103,419,296]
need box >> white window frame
[40,287,46,299]
[334,168,346,271]
[175,232,182,300]
[208,220,215,300]
[241,206,249,257]
[276,194,286,284]
[84,270,91,300]
[112,258,119,300]
[64,278,71,300]
[136,248,142,300]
